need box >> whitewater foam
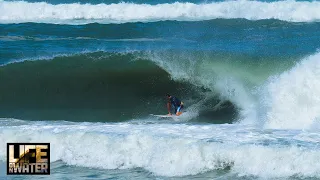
[1,120,320,177]
[1,1,320,24]
[259,52,320,129]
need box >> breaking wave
[1,0,320,24]
[1,120,320,177]
[2,50,320,129]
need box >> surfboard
[150,114,175,118]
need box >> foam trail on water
[1,120,320,177]
[259,52,320,129]
[1,0,320,24]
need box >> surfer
[166,94,184,116]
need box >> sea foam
[1,120,320,177]
[1,0,320,24]
[259,52,320,129]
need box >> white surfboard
[150,114,176,118]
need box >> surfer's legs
[173,104,183,115]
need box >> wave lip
[1,0,320,24]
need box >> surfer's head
[166,94,171,98]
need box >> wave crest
[259,52,320,129]
[1,1,320,24]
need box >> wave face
[1,0,320,24]
[3,51,320,128]
[0,51,252,122]
[0,50,299,124]
[0,52,202,122]
[1,120,320,178]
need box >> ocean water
[1,0,320,179]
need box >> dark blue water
[1,20,320,64]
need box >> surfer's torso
[170,96,181,107]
